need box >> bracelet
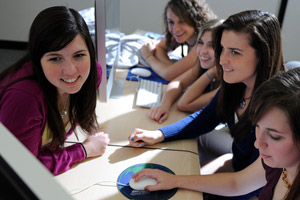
[144,54,153,61]
[205,71,215,82]
[80,143,87,159]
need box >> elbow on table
[176,101,192,112]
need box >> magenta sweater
[0,62,102,175]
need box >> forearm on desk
[160,81,184,109]
[178,72,218,111]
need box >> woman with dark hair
[0,6,110,175]
[129,10,286,199]
[139,0,216,81]
[131,68,300,200]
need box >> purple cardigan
[0,62,102,175]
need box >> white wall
[281,0,300,61]
[206,0,300,61]
[120,0,169,35]
[118,0,280,34]
[0,0,299,61]
[0,0,94,42]
[207,0,280,19]
[0,0,167,41]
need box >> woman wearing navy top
[131,68,300,200]
[129,10,286,199]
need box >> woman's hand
[140,43,154,60]
[128,128,165,147]
[148,105,170,123]
[82,132,110,158]
[131,169,177,191]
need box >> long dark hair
[0,6,99,146]
[249,68,300,200]
[213,10,285,143]
[163,0,216,51]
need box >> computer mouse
[129,176,157,190]
[131,68,151,78]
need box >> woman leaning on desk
[132,68,300,200]
[129,10,286,199]
[148,19,223,124]
[0,6,110,175]
[139,0,216,81]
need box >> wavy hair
[163,0,216,51]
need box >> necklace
[282,168,291,189]
[60,96,69,119]
[239,96,252,109]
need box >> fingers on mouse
[129,176,157,190]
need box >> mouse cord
[65,141,199,156]
[69,181,129,195]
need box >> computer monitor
[0,123,72,200]
[95,0,123,102]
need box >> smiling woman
[128,10,286,199]
[40,35,91,96]
[220,30,258,86]
[0,6,110,175]
[139,0,216,81]
[128,68,300,200]
[148,19,223,124]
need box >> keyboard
[135,79,162,108]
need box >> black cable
[107,144,199,156]
[64,141,199,156]
[278,0,289,28]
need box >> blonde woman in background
[140,0,216,81]
[149,19,222,124]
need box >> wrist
[144,54,153,61]
[161,101,172,109]
[80,143,88,158]
[156,130,165,143]
[172,174,182,189]
[205,71,215,82]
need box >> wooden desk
[55,69,203,200]
[56,146,201,200]
[97,69,198,153]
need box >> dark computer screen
[0,155,39,200]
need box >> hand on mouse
[129,176,157,190]
[148,104,170,123]
[82,132,110,158]
[128,128,165,147]
[132,169,176,191]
